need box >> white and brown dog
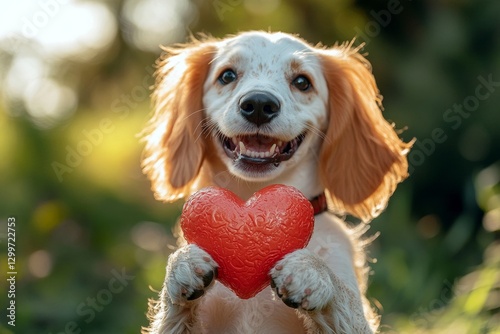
[142,31,412,333]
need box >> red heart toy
[180,184,314,299]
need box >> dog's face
[203,32,329,182]
[143,31,412,221]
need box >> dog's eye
[292,75,311,91]
[218,69,237,85]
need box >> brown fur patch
[317,43,414,221]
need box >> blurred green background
[0,0,499,333]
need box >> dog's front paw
[165,244,218,305]
[269,249,334,311]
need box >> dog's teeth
[232,138,238,145]
[278,141,283,147]
[270,144,276,154]
[239,141,246,154]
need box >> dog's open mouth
[221,133,306,166]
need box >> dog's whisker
[193,113,219,144]
[179,108,205,124]
[305,124,327,142]
[202,123,222,142]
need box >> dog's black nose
[239,92,280,126]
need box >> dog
[141,31,412,333]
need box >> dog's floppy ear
[142,39,216,202]
[318,44,413,221]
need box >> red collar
[310,192,328,215]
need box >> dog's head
[143,31,412,221]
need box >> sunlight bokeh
[0,0,191,128]
[122,0,195,52]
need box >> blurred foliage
[0,0,499,333]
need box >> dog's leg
[145,244,218,334]
[269,248,374,333]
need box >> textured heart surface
[180,184,315,299]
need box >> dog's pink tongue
[241,135,276,152]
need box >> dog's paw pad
[186,288,205,301]
[269,249,333,311]
[202,267,218,288]
[166,244,218,305]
